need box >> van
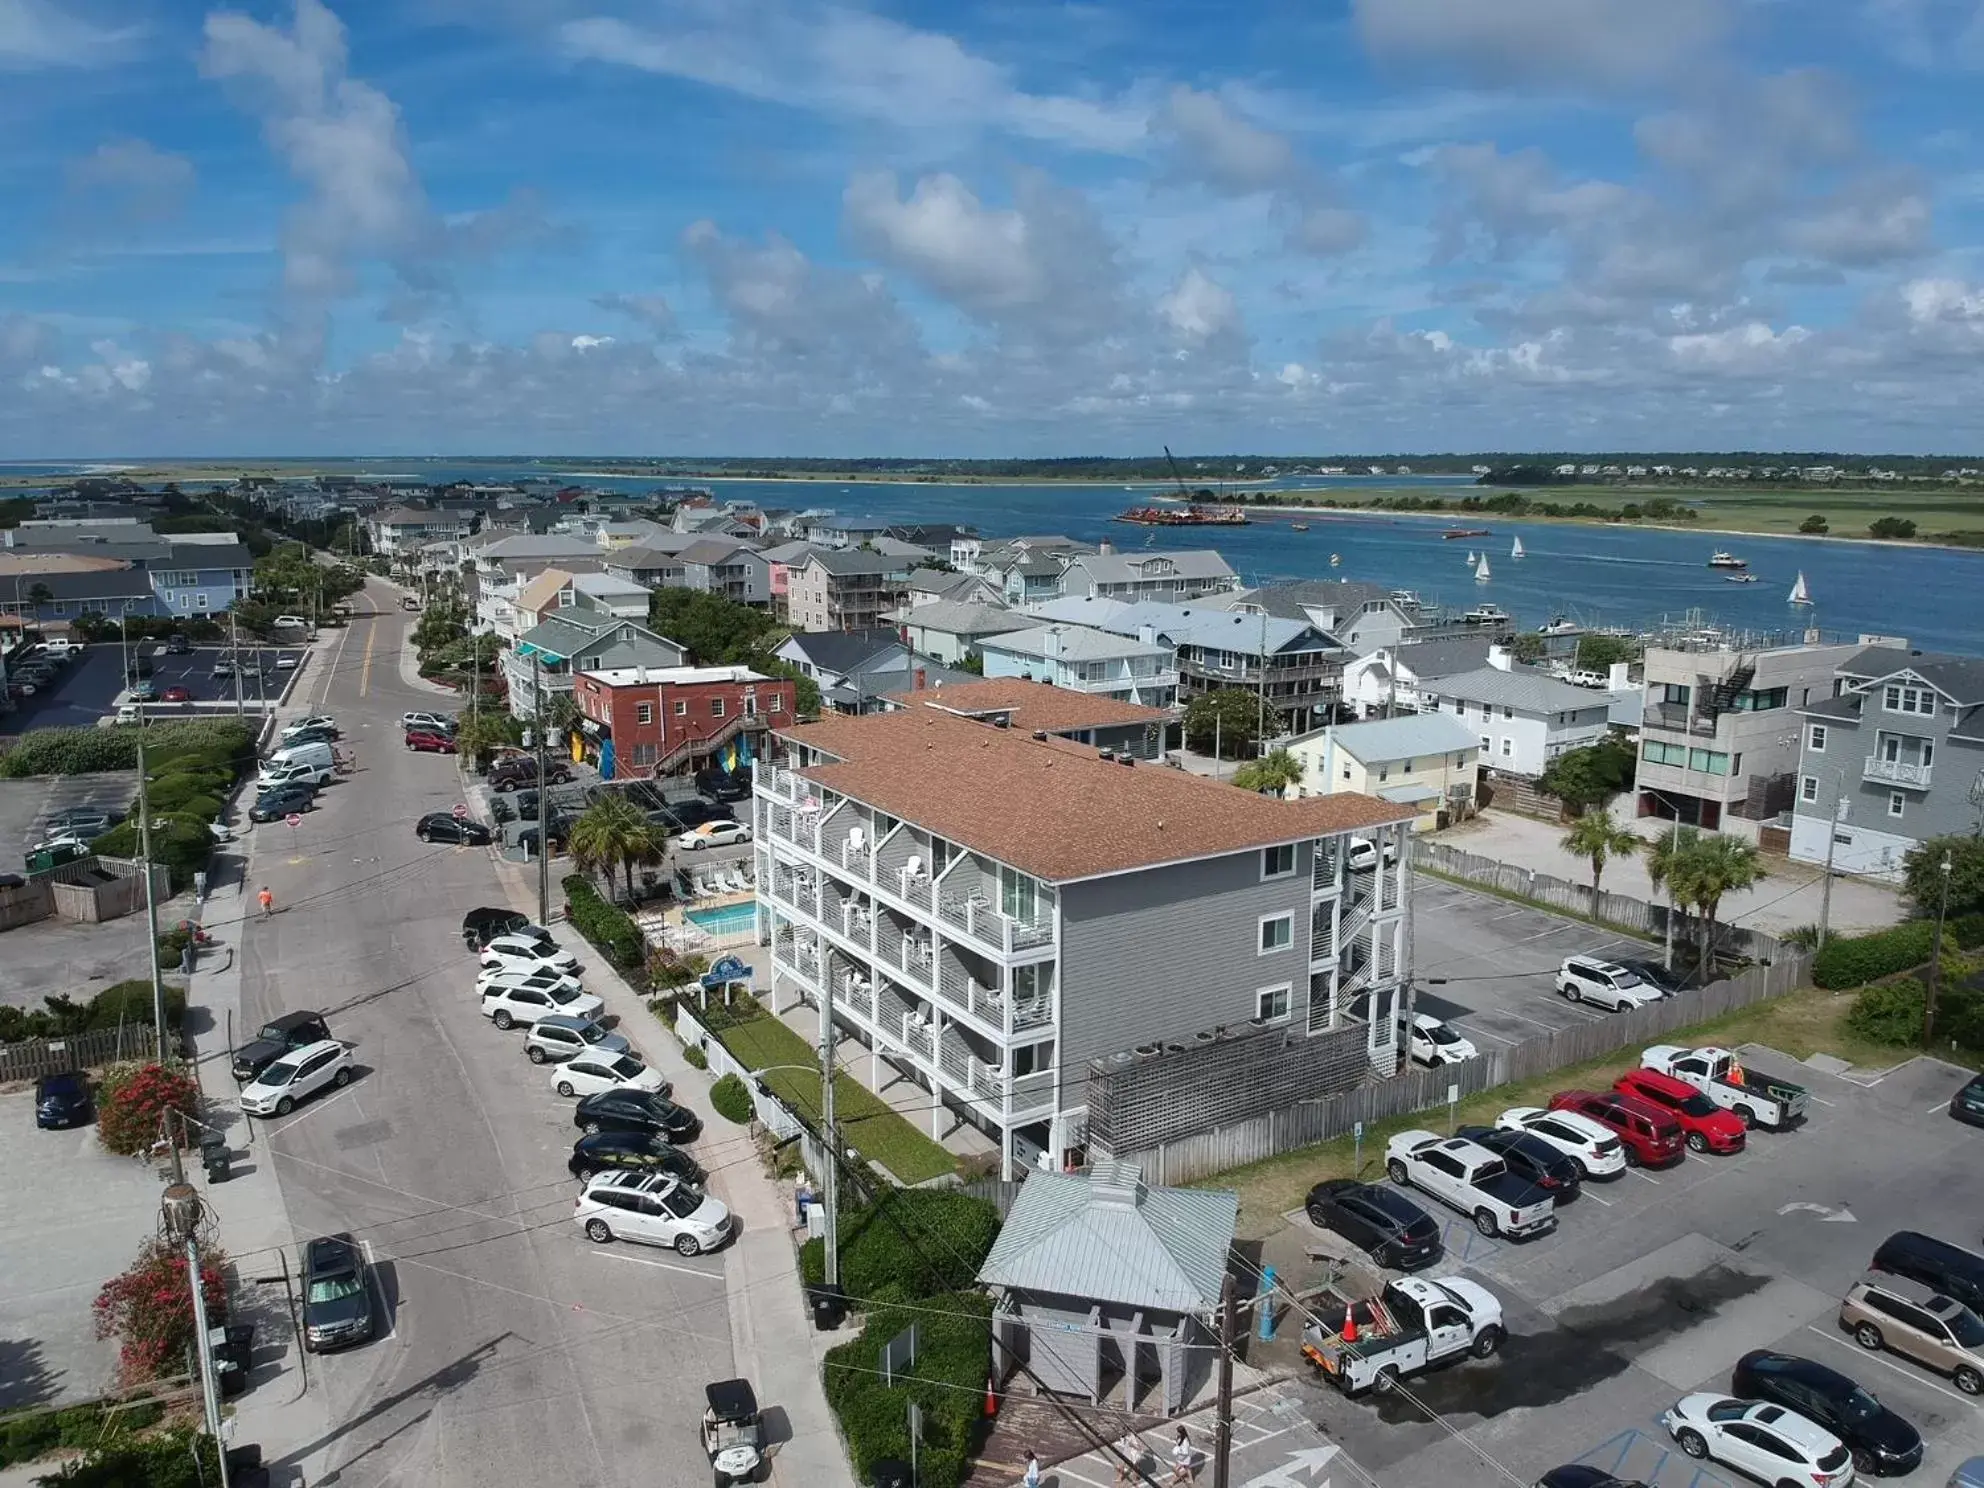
[1839,1271,1984,1395]
[1871,1230,1984,1317]
[263,741,335,776]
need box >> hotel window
[1262,844,1296,880]
[1808,724,1827,753]
[711,698,726,718]
[1258,913,1293,955]
[635,703,653,725]
[674,699,688,716]
[1888,792,1906,818]
[1800,776,1819,803]
[1256,985,1292,1024]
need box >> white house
[1056,549,1239,604]
[1342,636,1495,718]
[978,623,1179,708]
[1284,710,1483,829]
[1420,660,1613,777]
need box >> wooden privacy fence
[1411,838,1786,963]
[0,1023,159,1083]
[1104,952,1811,1186]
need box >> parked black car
[282,726,338,748]
[574,1088,701,1143]
[1950,1072,1984,1129]
[1730,1350,1923,1477]
[415,812,492,846]
[1455,1124,1584,1201]
[1303,1178,1441,1270]
[165,635,191,654]
[35,1070,92,1129]
[462,906,531,950]
[651,797,733,831]
[1535,1469,1649,1488]
[249,786,317,823]
[232,1011,334,1083]
[1614,958,1685,997]
[517,819,574,855]
[301,1234,375,1352]
[568,1131,707,1185]
[695,768,752,803]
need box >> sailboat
[1475,554,1492,582]
[1788,571,1813,606]
[1466,550,1479,568]
[1511,535,1526,559]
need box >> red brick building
[573,664,795,778]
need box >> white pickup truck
[1300,1275,1505,1396]
[1641,1044,1809,1130]
[1384,1132,1558,1240]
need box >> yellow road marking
[359,614,376,698]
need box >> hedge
[822,1293,992,1488]
[0,1400,165,1469]
[0,719,257,778]
[709,1072,753,1124]
[88,816,213,892]
[0,981,183,1045]
[1812,922,1936,989]
[561,875,644,970]
[800,1189,1002,1304]
[32,1427,219,1487]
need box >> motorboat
[1463,603,1511,625]
[1537,616,1582,636]
[1707,550,1748,569]
[1724,573,1758,584]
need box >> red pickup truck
[1549,1089,1687,1168]
[1613,1068,1747,1155]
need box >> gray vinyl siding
[1796,704,1981,834]
[1057,844,1314,1075]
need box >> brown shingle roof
[776,707,1412,883]
[885,678,1168,734]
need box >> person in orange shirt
[257,887,274,919]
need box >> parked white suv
[477,965,585,1000]
[479,934,581,977]
[240,1039,352,1116]
[480,980,603,1030]
[1402,1013,1478,1067]
[574,1171,734,1255]
[1494,1106,1627,1179]
[1557,956,1662,1011]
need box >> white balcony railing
[1864,756,1933,789]
[937,892,1055,955]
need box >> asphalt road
[234,581,737,1488]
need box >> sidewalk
[1435,807,1906,937]
[486,852,853,1488]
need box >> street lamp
[1924,851,1953,1049]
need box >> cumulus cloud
[1353,0,1730,85]
[0,0,136,69]
[1156,266,1242,343]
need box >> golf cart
[701,1378,765,1487]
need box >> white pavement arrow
[1777,1202,1857,1222]
[1240,1445,1340,1488]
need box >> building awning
[1377,783,1442,805]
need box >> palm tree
[1560,809,1641,916]
[1643,825,1698,975]
[1669,833,1766,982]
[1232,747,1305,796]
[567,792,662,904]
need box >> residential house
[572,663,796,779]
[902,567,1004,609]
[785,550,912,632]
[503,610,688,720]
[1424,661,1613,778]
[773,628,925,714]
[955,534,1090,577]
[1789,643,1984,880]
[564,571,653,624]
[1636,634,1869,833]
[978,623,1179,710]
[146,539,254,618]
[759,540,826,623]
[0,566,159,627]
[824,656,982,714]
[466,531,606,580]
[802,515,889,549]
[755,684,1413,1174]
[1056,548,1240,604]
[883,677,1169,760]
[1028,596,1345,731]
[366,507,473,558]
[1225,580,1425,655]
[1341,636,1495,717]
[895,600,1032,666]
[1284,712,1482,829]
[676,538,771,608]
[979,1162,1237,1410]
[606,543,691,591]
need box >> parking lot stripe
[257,1081,362,1134]
[1629,1169,1662,1184]
[1802,1325,1979,1406]
[1576,1190,1613,1207]
[360,1240,397,1341]
[588,1248,726,1281]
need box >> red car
[405,730,458,754]
[1548,1089,1686,1168]
[1614,1068,1747,1155]
[161,685,193,702]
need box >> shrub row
[1846,967,1984,1050]
[1812,922,1936,989]
[35,1427,220,1487]
[0,1400,165,1469]
[88,816,214,893]
[799,1189,1002,1304]
[0,980,184,1046]
[823,1293,992,1488]
[0,719,257,779]
[560,876,644,970]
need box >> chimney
[1098,540,1114,556]
[914,666,927,691]
[1138,624,1156,645]
[1488,644,1513,671]
[1044,626,1063,658]
[1607,661,1630,691]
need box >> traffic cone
[1340,1305,1358,1345]
[985,1374,998,1417]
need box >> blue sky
[3,0,1984,457]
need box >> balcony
[937,891,1055,956]
[1864,755,1933,789]
[1643,702,1719,737]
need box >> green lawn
[713,1012,960,1186]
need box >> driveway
[1437,808,1907,937]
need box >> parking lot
[0,1091,172,1409]
[1412,876,1652,1047]
[4,641,303,731]
[1294,1050,1984,1488]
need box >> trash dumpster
[201,1134,232,1183]
[809,1282,845,1332]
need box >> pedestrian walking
[1169,1428,1193,1486]
[1114,1430,1149,1486]
[1024,1451,1041,1488]
[257,886,274,919]
[795,1179,814,1230]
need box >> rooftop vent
[992,716,1010,729]
[1031,730,1048,741]
[1118,755,1134,767]
[1098,749,1115,761]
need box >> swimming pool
[686,902,758,937]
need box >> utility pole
[1925,850,1953,1048]
[1255,607,1269,758]
[161,1181,230,1488]
[1816,784,1849,952]
[1212,1272,1238,1488]
[229,612,245,719]
[820,970,840,1290]
[135,735,169,1064]
[533,653,550,926]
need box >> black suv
[574,1088,701,1143]
[1455,1124,1583,1201]
[649,797,733,832]
[490,757,573,792]
[233,1011,333,1082]
[695,768,752,803]
[462,907,531,949]
[416,812,492,846]
[165,635,191,655]
[1870,1230,1984,1317]
[568,1132,707,1186]
[301,1234,375,1352]
[1304,1178,1441,1271]
[1730,1350,1923,1476]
